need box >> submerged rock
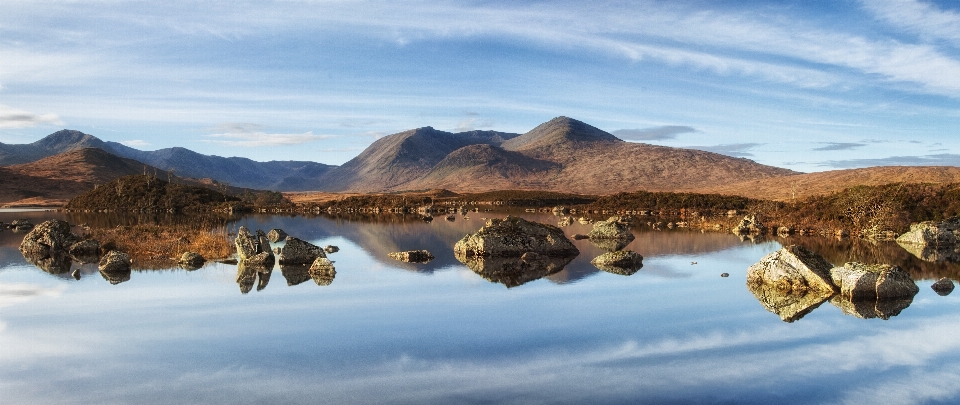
[266,228,288,243]
[455,250,574,288]
[746,245,836,294]
[931,278,955,296]
[590,250,644,275]
[388,250,434,263]
[68,239,100,262]
[309,257,336,286]
[829,262,919,299]
[897,217,960,262]
[278,237,326,265]
[588,216,635,241]
[733,215,766,235]
[454,216,579,257]
[19,219,78,257]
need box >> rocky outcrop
[19,219,78,257]
[454,216,579,257]
[455,250,573,288]
[587,216,634,241]
[829,263,919,299]
[591,250,644,275]
[896,217,960,262]
[179,251,206,269]
[309,257,336,286]
[388,250,434,263]
[734,214,766,235]
[267,229,288,243]
[931,278,955,296]
[746,245,836,294]
[235,226,275,266]
[278,237,325,265]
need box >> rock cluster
[830,263,919,299]
[896,217,960,262]
[235,226,274,266]
[454,216,579,257]
[734,215,766,235]
[18,219,107,274]
[388,250,434,263]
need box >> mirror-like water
[2,210,960,404]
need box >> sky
[1,0,960,172]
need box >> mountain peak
[32,129,108,153]
[501,116,620,152]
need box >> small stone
[721,273,729,277]
[71,269,81,280]
[266,229,287,243]
[324,245,339,253]
[932,278,955,296]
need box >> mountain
[698,166,960,201]
[326,116,797,194]
[0,130,334,191]
[0,148,158,206]
[319,127,521,191]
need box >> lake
[2,209,960,405]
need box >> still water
[2,210,960,404]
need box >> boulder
[455,250,573,288]
[746,245,836,294]
[179,251,206,267]
[896,217,960,262]
[454,216,579,257]
[19,219,78,257]
[829,262,919,299]
[99,250,131,273]
[309,257,336,286]
[388,250,434,263]
[324,245,339,253]
[733,215,766,235]
[266,229,288,243]
[931,278,955,296]
[278,237,326,265]
[591,250,644,275]
[588,216,635,241]
[234,227,275,266]
[68,239,100,262]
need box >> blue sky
[1,0,960,172]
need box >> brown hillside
[10,147,156,183]
[699,166,960,200]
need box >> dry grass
[88,223,235,268]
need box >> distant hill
[0,130,334,191]
[333,116,797,194]
[698,166,960,200]
[64,174,239,212]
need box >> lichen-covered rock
[896,218,960,262]
[309,257,336,286]
[932,278,955,296]
[234,227,275,266]
[99,250,131,273]
[454,216,579,257]
[746,245,836,294]
[588,216,635,241]
[19,219,78,257]
[388,250,434,263]
[278,237,325,265]
[267,229,288,243]
[591,250,644,275]
[747,281,833,323]
[455,250,573,288]
[829,262,919,299]
[734,215,766,235]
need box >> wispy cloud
[822,153,960,168]
[453,117,495,133]
[862,0,960,44]
[687,143,762,157]
[613,125,696,141]
[0,105,63,129]
[812,142,866,151]
[120,139,151,148]
[203,123,333,147]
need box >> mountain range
[4,116,958,205]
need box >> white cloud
[119,139,151,147]
[862,0,960,44]
[0,105,64,129]
[203,122,334,147]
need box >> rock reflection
[746,282,833,323]
[897,242,960,263]
[99,268,131,285]
[455,251,573,288]
[280,264,312,286]
[236,262,272,294]
[23,252,72,275]
[589,238,630,252]
[830,295,914,320]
